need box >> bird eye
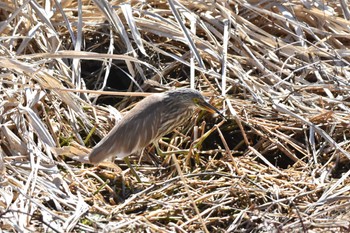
[193,98,199,104]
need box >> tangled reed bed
[1,0,350,232]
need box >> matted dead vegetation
[1,0,350,232]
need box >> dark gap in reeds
[1,0,350,232]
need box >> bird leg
[123,156,142,183]
[154,141,165,157]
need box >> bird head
[167,88,225,118]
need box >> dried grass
[1,0,350,232]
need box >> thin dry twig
[1,0,350,232]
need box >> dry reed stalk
[1,0,350,232]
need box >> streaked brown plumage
[88,88,222,164]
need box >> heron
[89,88,223,181]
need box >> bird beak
[198,101,226,120]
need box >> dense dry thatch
[1,0,350,232]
